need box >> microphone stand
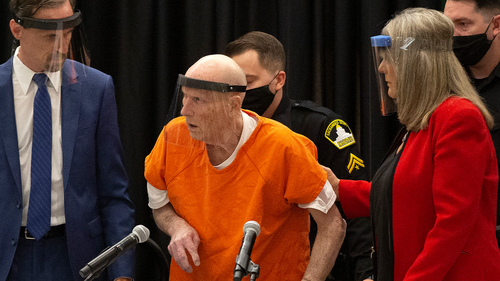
[248,261,260,281]
[234,259,260,281]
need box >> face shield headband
[371,33,452,116]
[177,74,247,93]
[166,74,247,147]
[14,10,82,30]
[165,74,247,123]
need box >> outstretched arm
[153,203,201,273]
[302,204,346,281]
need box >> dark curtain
[0,0,445,279]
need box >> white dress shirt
[12,47,65,226]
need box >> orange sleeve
[282,131,326,204]
[144,127,168,190]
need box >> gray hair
[383,7,493,131]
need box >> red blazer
[340,97,500,280]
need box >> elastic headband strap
[15,10,82,30]
[177,74,246,93]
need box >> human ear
[10,19,23,40]
[229,94,243,111]
[274,71,286,92]
[492,15,500,37]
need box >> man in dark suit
[0,0,135,280]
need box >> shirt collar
[12,47,62,95]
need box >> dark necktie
[27,73,52,240]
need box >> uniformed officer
[225,31,373,281]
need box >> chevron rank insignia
[348,153,365,174]
[325,119,356,149]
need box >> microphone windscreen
[243,221,260,236]
[133,225,150,243]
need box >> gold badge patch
[325,119,356,149]
[348,153,365,174]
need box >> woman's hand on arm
[321,165,340,200]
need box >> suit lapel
[0,58,22,192]
[61,61,81,189]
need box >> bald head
[186,54,247,89]
[180,55,246,152]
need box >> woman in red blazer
[326,8,500,281]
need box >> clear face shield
[168,74,247,148]
[13,9,90,77]
[371,35,397,116]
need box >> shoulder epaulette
[291,100,341,118]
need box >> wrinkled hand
[168,222,201,273]
[320,165,339,200]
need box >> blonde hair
[382,7,493,131]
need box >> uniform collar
[270,91,293,128]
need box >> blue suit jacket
[0,57,135,280]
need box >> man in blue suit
[0,0,135,280]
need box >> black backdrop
[0,0,445,279]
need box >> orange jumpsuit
[145,112,327,280]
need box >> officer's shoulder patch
[325,119,356,149]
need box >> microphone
[79,225,150,279]
[233,221,260,281]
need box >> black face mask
[242,73,279,115]
[453,23,495,66]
